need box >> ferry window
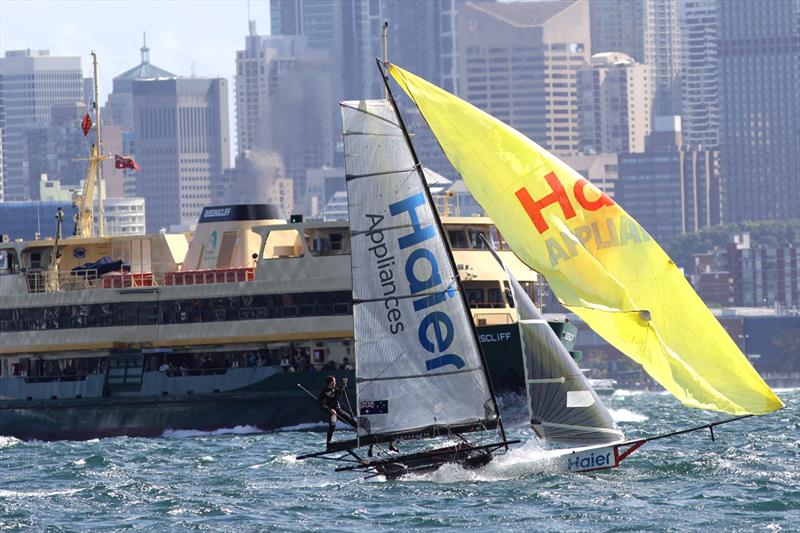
[488,227,505,250]
[30,252,42,270]
[468,228,491,249]
[488,288,503,306]
[303,229,350,256]
[265,229,304,259]
[466,288,484,307]
[447,230,470,249]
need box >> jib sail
[341,99,498,443]
[490,246,623,445]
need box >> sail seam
[340,102,401,128]
[357,366,482,383]
[539,421,624,435]
[345,167,417,181]
[527,378,566,384]
[342,131,404,138]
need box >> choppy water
[1,389,798,531]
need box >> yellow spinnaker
[389,64,783,415]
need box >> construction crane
[72,51,107,238]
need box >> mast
[376,59,508,446]
[382,22,389,99]
[91,51,105,237]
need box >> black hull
[373,443,495,479]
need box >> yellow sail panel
[389,64,783,415]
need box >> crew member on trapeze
[319,376,356,448]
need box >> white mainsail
[341,99,497,440]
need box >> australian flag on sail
[360,400,388,415]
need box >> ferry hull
[0,324,525,441]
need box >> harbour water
[1,389,798,531]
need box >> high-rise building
[589,0,646,62]
[457,0,591,156]
[644,0,682,117]
[590,0,681,118]
[106,36,176,131]
[234,29,333,214]
[717,0,800,223]
[678,0,718,149]
[578,52,653,154]
[105,37,176,198]
[269,0,459,176]
[0,50,83,201]
[22,102,90,199]
[132,78,230,232]
[0,128,4,202]
[617,117,721,243]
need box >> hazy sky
[1,0,272,155]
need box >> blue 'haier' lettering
[389,192,465,371]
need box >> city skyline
[1,0,269,161]
[1,0,798,232]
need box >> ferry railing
[22,267,257,293]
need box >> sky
[1,0,273,157]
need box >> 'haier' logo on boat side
[566,447,615,472]
[390,192,464,371]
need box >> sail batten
[389,64,783,416]
[342,98,498,441]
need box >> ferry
[0,202,559,440]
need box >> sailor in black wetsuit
[319,376,356,448]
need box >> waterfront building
[457,0,591,156]
[678,0,719,149]
[617,116,721,243]
[727,233,800,310]
[578,52,653,155]
[690,250,735,307]
[717,0,800,223]
[0,50,83,201]
[132,78,230,232]
[100,197,146,236]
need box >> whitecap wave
[611,389,646,397]
[275,422,328,432]
[400,439,569,483]
[0,488,82,498]
[609,408,649,423]
[161,425,264,438]
[0,436,22,449]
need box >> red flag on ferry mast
[81,113,92,136]
[115,155,141,171]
